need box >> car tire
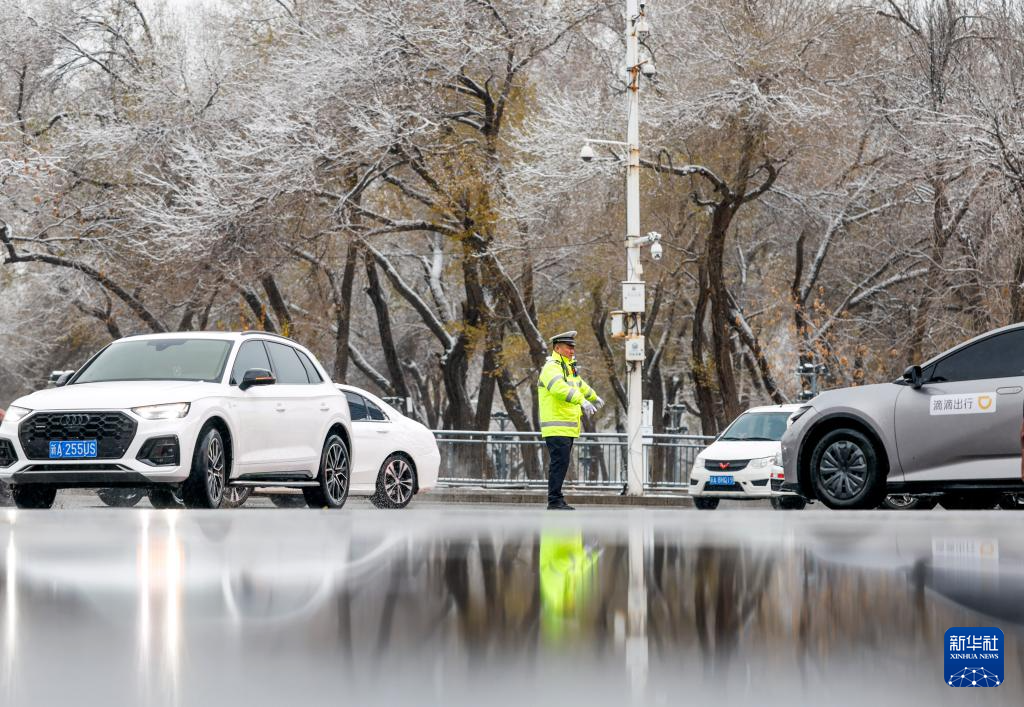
[938,492,1001,510]
[180,425,228,509]
[221,486,252,509]
[11,485,57,509]
[770,496,807,510]
[693,497,720,510]
[303,434,349,509]
[149,488,183,509]
[97,488,145,508]
[370,454,417,509]
[0,481,14,507]
[808,428,886,510]
[879,494,938,511]
[269,493,307,508]
[998,493,1024,510]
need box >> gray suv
[781,323,1024,509]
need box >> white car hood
[699,439,780,461]
[13,380,216,411]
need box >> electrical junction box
[625,335,645,361]
[622,281,645,313]
[609,311,625,339]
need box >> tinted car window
[75,339,233,384]
[298,351,323,383]
[929,329,1024,382]
[345,392,368,421]
[266,342,310,385]
[231,341,272,385]
[365,400,388,421]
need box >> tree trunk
[333,240,359,381]
[705,203,742,424]
[364,252,410,400]
[690,263,721,435]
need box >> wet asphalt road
[1,500,1021,706]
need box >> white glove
[594,396,605,410]
[582,400,597,417]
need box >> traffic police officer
[538,331,603,510]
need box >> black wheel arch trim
[797,411,892,500]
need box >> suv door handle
[997,386,1022,395]
[319,406,330,412]
[275,405,287,412]
[376,429,389,434]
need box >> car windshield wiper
[720,436,776,442]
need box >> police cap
[550,330,577,347]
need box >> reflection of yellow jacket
[537,353,598,438]
[540,531,599,641]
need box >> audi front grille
[18,412,138,460]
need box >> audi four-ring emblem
[60,414,90,427]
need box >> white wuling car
[689,404,804,510]
[0,332,352,510]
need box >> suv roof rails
[240,330,292,341]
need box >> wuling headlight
[773,451,783,467]
[4,406,31,424]
[132,403,190,420]
[749,456,775,469]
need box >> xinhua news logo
[945,627,1004,687]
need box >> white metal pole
[624,0,644,496]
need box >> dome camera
[650,241,663,261]
[641,61,656,77]
[579,143,596,162]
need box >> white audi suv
[0,332,352,509]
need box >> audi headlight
[132,403,190,420]
[4,406,31,424]
[749,456,775,469]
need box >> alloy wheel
[819,440,867,500]
[323,441,349,504]
[383,458,415,506]
[205,434,225,502]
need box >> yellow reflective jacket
[537,352,598,438]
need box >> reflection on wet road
[0,509,1021,706]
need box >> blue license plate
[49,440,98,459]
[709,474,734,485]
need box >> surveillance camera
[579,143,596,162]
[635,16,650,37]
[650,241,663,261]
[640,61,656,77]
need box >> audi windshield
[72,339,233,384]
[719,412,791,442]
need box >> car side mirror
[902,365,923,389]
[239,368,276,391]
[49,369,74,387]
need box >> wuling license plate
[709,474,734,486]
[49,440,98,459]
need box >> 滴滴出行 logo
[945,627,1003,687]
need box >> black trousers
[545,436,575,505]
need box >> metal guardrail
[432,430,715,491]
